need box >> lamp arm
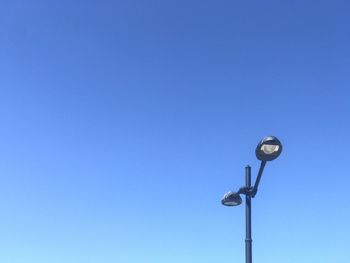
[251,161,266,198]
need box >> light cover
[261,144,280,154]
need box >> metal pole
[245,165,252,263]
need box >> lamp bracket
[237,187,253,196]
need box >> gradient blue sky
[1,1,350,262]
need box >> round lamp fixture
[256,136,282,161]
[221,191,242,206]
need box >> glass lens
[261,144,279,154]
[226,201,239,205]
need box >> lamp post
[221,136,282,263]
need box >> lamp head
[256,136,282,161]
[221,191,242,206]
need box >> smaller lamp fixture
[221,191,242,206]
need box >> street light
[255,136,282,162]
[221,191,242,206]
[221,136,282,263]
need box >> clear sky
[1,1,350,262]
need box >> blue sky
[1,1,350,262]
